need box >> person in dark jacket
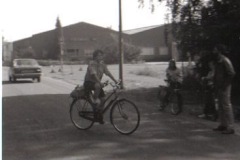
[198,61,218,120]
[212,44,235,134]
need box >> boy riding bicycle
[84,50,118,123]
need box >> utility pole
[59,37,64,72]
[119,0,124,89]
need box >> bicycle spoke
[111,99,140,135]
[70,98,94,130]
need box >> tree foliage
[142,0,240,88]
[15,46,35,58]
[142,0,240,56]
[53,17,64,60]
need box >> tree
[53,17,64,60]
[141,0,240,56]
[142,0,240,90]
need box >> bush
[101,43,141,64]
[130,66,158,77]
[37,60,84,66]
[37,60,60,66]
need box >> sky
[0,0,168,42]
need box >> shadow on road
[2,92,240,160]
[2,80,34,85]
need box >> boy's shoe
[158,105,166,111]
[94,111,104,124]
[97,113,105,124]
[207,114,218,121]
[99,118,105,124]
[213,125,227,131]
[222,128,235,134]
[158,106,164,111]
[198,114,206,118]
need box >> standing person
[84,50,118,123]
[198,61,217,120]
[212,44,235,134]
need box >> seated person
[159,59,183,110]
[166,59,183,88]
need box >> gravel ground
[41,63,170,90]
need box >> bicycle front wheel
[70,98,94,130]
[170,93,182,115]
[110,99,140,135]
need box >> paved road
[2,67,240,160]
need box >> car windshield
[14,59,38,66]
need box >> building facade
[125,24,180,61]
[12,21,179,62]
[13,22,128,62]
[2,40,13,62]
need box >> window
[140,47,154,56]
[66,49,79,56]
[84,49,94,56]
[66,49,75,53]
[159,47,168,55]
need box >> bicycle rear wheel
[70,98,94,130]
[110,99,140,135]
[170,93,182,115]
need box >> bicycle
[69,81,140,135]
[157,79,183,115]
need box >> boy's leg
[96,89,105,124]
[93,83,105,111]
[93,83,101,100]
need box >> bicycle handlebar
[103,80,121,89]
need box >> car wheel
[37,77,41,82]
[9,76,12,82]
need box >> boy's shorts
[84,81,105,98]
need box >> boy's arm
[108,72,118,84]
[104,65,118,83]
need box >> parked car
[8,59,42,82]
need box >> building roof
[123,25,162,34]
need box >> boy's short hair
[93,50,104,59]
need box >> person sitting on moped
[159,59,183,110]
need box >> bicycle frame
[87,81,121,115]
[158,79,183,115]
[101,89,119,115]
[70,81,140,134]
